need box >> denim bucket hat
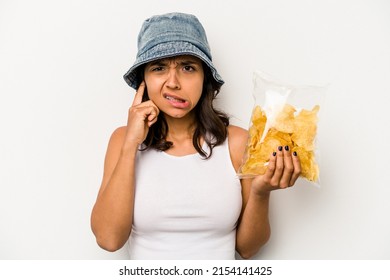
[123,12,224,89]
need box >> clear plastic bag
[237,71,326,187]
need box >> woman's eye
[152,66,164,71]
[183,65,194,72]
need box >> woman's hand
[124,82,160,146]
[251,145,301,196]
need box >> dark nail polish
[273,152,277,156]
[278,146,283,151]
[284,145,289,151]
[293,151,297,156]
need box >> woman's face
[143,55,204,119]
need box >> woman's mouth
[163,93,190,109]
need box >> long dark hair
[137,62,229,159]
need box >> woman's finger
[146,103,160,127]
[270,146,284,186]
[132,82,146,106]
[279,146,295,188]
[289,151,301,186]
[263,151,277,182]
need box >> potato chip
[274,104,296,133]
[291,105,319,151]
[238,104,320,182]
[292,146,319,182]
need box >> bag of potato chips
[237,71,326,187]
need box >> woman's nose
[165,69,180,89]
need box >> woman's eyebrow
[177,59,201,65]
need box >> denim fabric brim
[123,41,224,90]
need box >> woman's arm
[236,177,271,259]
[90,83,159,251]
[228,125,301,259]
[90,126,138,251]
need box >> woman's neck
[165,113,196,142]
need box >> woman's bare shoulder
[227,125,248,145]
[103,126,128,159]
[99,126,128,191]
[227,125,249,171]
[109,126,127,144]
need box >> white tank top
[127,138,242,259]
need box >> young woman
[91,12,301,260]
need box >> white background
[0,0,389,259]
